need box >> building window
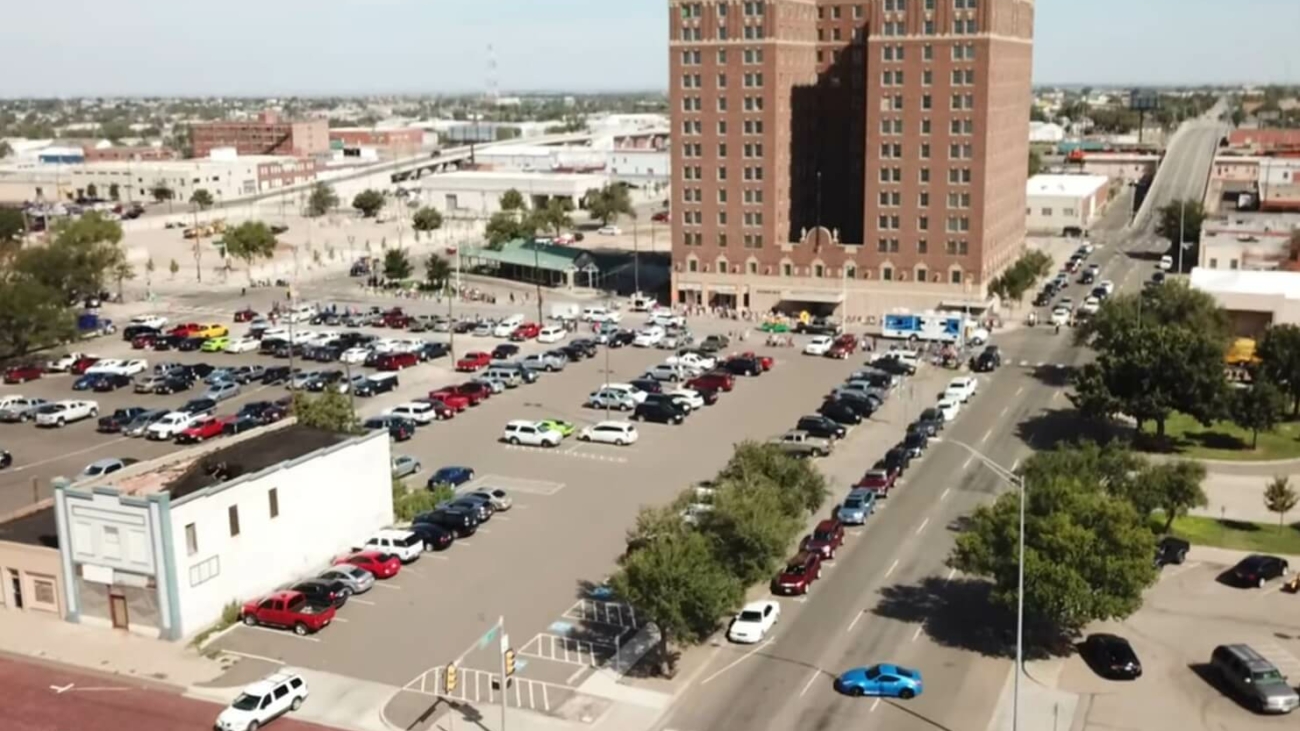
[846,264,857,279]
[228,506,241,537]
[814,264,825,278]
[782,262,793,277]
[918,239,928,254]
[1209,258,1218,268]
[688,259,698,272]
[917,267,929,283]
[719,234,728,247]
[950,269,963,285]
[33,578,56,606]
[748,260,759,273]
[919,215,929,231]
[185,523,198,556]
[882,266,894,281]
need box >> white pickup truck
[86,358,149,377]
[35,400,100,427]
[145,411,196,441]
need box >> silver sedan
[318,565,375,595]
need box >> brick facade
[190,111,330,159]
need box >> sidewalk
[1194,469,1300,524]
[985,661,1082,731]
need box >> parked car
[81,457,139,477]
[1154,536,1190,567]
[146,411,195,440]
[122,409,170,437]
[333,551,402,579]
[771,551,823,595]
[796,414,846,440]
[1229,554,1290,588]
[501,420,563,447]
[801,518,846,559]
[291,579,351,609]
[588,388,638,411]
[1210,643,1300,714]
[0,397,49,423]
[456,352,492,372]
[384,402,440,425]
[317,566,374,595]
[856,468,897,497]
[726,600,780,644]
[214,671,309,731]
[4,365,43,384]
[363,415,415,441]
[819,399,863,425]
[578,421,639,445]
[97,407,149,433]
[1079,633,1143,680]
[428,466,475,488]
[240,591,335,636]
[358,529,424,563]
[175,416,224,444]
[770,430,833,458]
[836,488,878,525]
[632,400,686,425]
[35,400,99,427]
[392,455,422,478]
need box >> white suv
[502,420,563,447]
[215,671,308,731]
[146,411,195,441]
[803,336,834,356]
[359,529,423,563]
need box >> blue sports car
[835,663,923,699]
[428,466,476,489]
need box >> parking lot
[1058,555,1300,731]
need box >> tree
[291,391,361,434]
[307,182,339,217]
[0,140,11,159]
[1075,281,1230,351]
[150,182,175,204]
[144,257,155,289]
[112,261,135,301]
[717,441,828,515]
[586,183,633,225]
[0,208,24,243]
[190,188,214,211]
[1139,460,1208,532]
[383,248,413,280]
[529,197,574,236]
[412,206,444,236]
[499,188,526,212]
[609,530,742,676]
[1231,380,1286,448]
[352,189,386,218]
[698,476,802,585]
[485,210,535,250]
[392,478,456,522]
[223,221,279,284]
[1028,149,1043,176]
[1257,324,1300,415]
[424,253,452,290]
[989,249,1053,306]
[108,182,121,202]
[0,279,77,361]
[1154,199,1207,269]
[1231,108,1246,127]
[949,462,1157,641]
[168,258,180,279]
[1264,476,1299,528]
[85,182,99,199]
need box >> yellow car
[196,323,229,338]
[200,336,231,352]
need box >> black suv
[415,508,479,537]
[1155,536,1189,567]
[291,579,350,608]
[628,378,664,395]
[796,415,847,440]
[418,342,450,361]
[902,429,929,458]
[408,522,455,551]
[262,366,292,385]
[633,400,686,424]
[239,401,287,425]
[353,375,398,397]
[818,400,862,425]
[870,357,914,377]
[882,446,912,475]
[568,339,599,358]
[723,356,763,376]
[154,374,194,395]
[364,415,414,441]
[971,346,1002,373]
[911,408,944,436]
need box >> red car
[801,519,846,559]
[131,332,158,349]
[383,310,412,328]
[651,210,669,223]
[455,352,491,372]
[509,322,541,341]
[233,308,258,322]
[455,382,492,405]
[771,551,823,595]
[175,416,224,444]
[418,399,457,420]
[739,351,775,371]
[241,590,335,635]
[826,335,858,360]
[376,352,418,371]
[169,322,202,337]
[3,365,42,384]
[69,356,101,375]
[428,388,471,412]
[856,468,898,496]
[687,371,735,393]
[335,551,401,579]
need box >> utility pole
[497,616,510,731]
[1177,199,1186,274]
[632,213,640,295]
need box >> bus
[881,311,985,344]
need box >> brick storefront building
[668,0,1034,321]
[328,128,424,158]
[189,111,329,159]
[83,146,179,163]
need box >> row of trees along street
[609,442,828,675]
[484,183,633,249]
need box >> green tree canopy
[307,182,340,217]
[718,441,828,515]
[1263,476,1299,528]
[0,208,25,243]
[698,475,802,586]
[352,189,386,218]
[989,249,1053,305]
[1135,460,1208,532]
[222,221,279,284]
[1028,149,1043,177]
[529,197,574,237]
[411,206,444,233]
[291,390,361,434]
[499,188,526,211]
[485,210,536,249]
[1231,380,1286,449]
[1075,281,1230,351]
[383,248,413,280]
[190,188,214,210]
[1154,199,1208,267]
[424,253,452,289]
[1258,324,1300,416]
[586,183,633,225]
[150,182,175,203]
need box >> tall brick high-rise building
[668,0,1034,320]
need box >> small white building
[1025,173,1112,234]
[420,170,610,217]
[1029,121,1065,144]
[53,424,393,640]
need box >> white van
[286,304,317,324]
[581,306,622,324]
[493,314,525,338]
[550,303,580,321]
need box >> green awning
[462,239,597,274]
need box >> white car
[87,358,148,377]
[1097,280,1116,297]
[597,225,622,235]
[935,397,961,422]
[502,420,563,447]
[129,315,169,330]
[645,363,689,382]
[602,383,649,404]
[1049,307,1071,326]
[633,327,665,347]
[359,529,423,563]
[340,347,371,364]
[664,388,706,411]
[577,421,639,446]
[35,400,99,427]
[944,377,978,403]
[45,352,89,372]
[804,336,835,356]
[666,351,716,371]
[384,402,438,425]
[648,311,685,328]
[581,307,622,324]
[967,326,990,346]
[1159,254,1173,271]
[537,326,567,344]
[145,411,196,440]
[215,671,308,731]
[727,600,780,644]
[1080,296,1101,315]
[224,336,260,354]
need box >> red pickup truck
[241,590,335,636]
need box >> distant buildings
[1198,216,1299,271]
[328,127,424,159]
[189,110,330,159]
[1206,131,1300,214]
[1191,268,1300,337]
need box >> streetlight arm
[934,437,1021,486]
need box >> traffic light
[504,648,517,677]
[444,663,458,694]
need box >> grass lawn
[1137,412,1300,462]
[1165,515,1300,555]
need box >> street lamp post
[1177,199,1186,274]
[934,437,1026,731]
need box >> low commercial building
[190,110,330,159]
[1225,129,1300,155]
[1199,216,1300,271]
[1025,174,1112,234]
[1190,268,1300,337]
[83,146,179,163]
[420,170,608,217]
[1205,156,1300,214]
[0,503,65,617]
[53,423,392,640]
[1070,152,1158,184]
[329,127,424,159]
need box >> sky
[0,0,1297,97]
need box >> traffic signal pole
[499,616,510,731]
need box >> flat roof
[1027,173,1109,198]
[0,506,58,549]
[1190,268,1300,299]
[164,425,353,501]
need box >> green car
[537,419,575,437]
[201,336,230,352]
[760,321,791,333]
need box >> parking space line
[915,518,929,535]
[374,583,403,590]
[350,599,376,606]
[240,625,321,642]
[799,669,821,697]
[333,617,349,623]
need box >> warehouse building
[1025,174,1112,235]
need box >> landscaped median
[1138,412,1300,462]
[1164,515,1300,555]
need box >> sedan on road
[727,601,780,644]
[1229,554,1289,588]
[836,488,877,525]
[835,663,924,699]
[1079,633,1143,680]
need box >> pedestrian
[241,287,247,297]
[510,292,515,304]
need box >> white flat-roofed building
[1025,173,1112,234]
[421,170,609,217]
[53,424,393,640]
[1190,267,1300,337]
